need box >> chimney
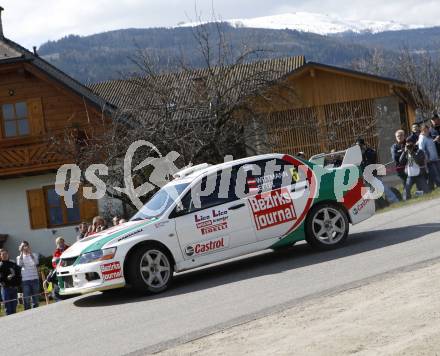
[0,7,4,38]
[33,46,38,56]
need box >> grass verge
[378,187,440,214]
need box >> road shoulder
[157,258,440,355]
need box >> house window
[2,101,30,137]
[27,186,99,230]
[44,186,81,227]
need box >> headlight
[76,247,117,265]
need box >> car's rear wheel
[305,203,349,250]
[126,244,174,294]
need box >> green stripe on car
[75,219,157,263]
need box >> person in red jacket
[52,237,69,268]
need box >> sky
[2,0,440,49]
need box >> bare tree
[395,48,440,120]
[50,20,300,210]
[353,46,440,120]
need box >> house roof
[89,56,306,110]
[300,61,407,87]
[89,55,411,112]
[0,36,115,112]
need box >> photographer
[0,248,20,315]
[16,241,40,310]
[86,216,107,237]
[399,137,430,200]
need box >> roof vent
[0,7,4,38]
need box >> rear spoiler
[309,145,363,167]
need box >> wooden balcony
[0,136,66,177]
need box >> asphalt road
[4,198,440,356]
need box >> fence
[0,271,51,315]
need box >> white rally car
[57,147,375,295]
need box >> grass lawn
[378,186,440,213]
[0,296,55,317]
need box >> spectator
[0,248,20,315]
[296,151,305,159]
[52,237,70,269]
[408,123,421,142]
[16,241,40,310]
[429,113,440,155]
[418,124,440,189]
[86,216,107,236]
[391,129,407,184]
[329,149,343,167]
[77,222,89,241]
[112,216,120,226]
[357,138,398,204]
[355,138,378,171]
[399,137,430,199]
[50,237,69,302]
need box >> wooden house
[0,8,116,256]
[91,57,415,162]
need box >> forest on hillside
[37,23,440,84]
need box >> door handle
[228,203,245,210]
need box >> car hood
[60,219,158,259]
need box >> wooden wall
[255,67,397,111]
[0,63,103,177]
[251,66,414,158]
[263,98,378,158]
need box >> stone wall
[374,96,402,164]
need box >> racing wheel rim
[139,249,171,289]
[311,206,346,245]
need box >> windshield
[130,183,189,220]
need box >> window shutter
[27,188,48,229]
[79,187,99,222]
[27,97,45,135]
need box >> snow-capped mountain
[180,12,424,35]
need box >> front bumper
[57,259,126,295]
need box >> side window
[271,159,304,190]
[179,170,238,214]
[241,159,300,193]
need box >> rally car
[57,146,375,295]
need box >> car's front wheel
[126,244,174,294]
[305,203,349,250]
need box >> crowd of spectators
[0,215,127,316]
[391,114,440,200]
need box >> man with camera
[399,137,430,199]
[16,241,40,310]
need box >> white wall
[0,173,123,259]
